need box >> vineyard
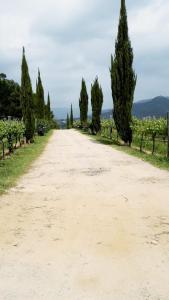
[74,117,169,158]
[101,118,169,157]
[0,119,56,160]
[0,120,25,159]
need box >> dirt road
[0,130,169,299]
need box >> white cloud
[0,0,169,110]
[129,0,169,52]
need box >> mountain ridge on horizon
[53,96,169,120]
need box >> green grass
[132,134,167,156]
[79,130,169,172]
[0,130,53,195]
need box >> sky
[0,0,169,110]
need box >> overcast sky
[0,0,169,109]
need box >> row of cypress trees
[79,0,136,143]
[21,48,54,142]
[79,77,103,134]
[35,70,53,120]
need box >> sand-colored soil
[0,129,169,299]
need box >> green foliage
[70,104,74,128]
[20,48,35,142]
[0,73,22,118]
[110,0,136,144]
[36,118,58,133]
[73,120,81,128]
[0,120,23,140]
[66,114,70,129]
[25,112,35,142]
[101,118,168,156]
[101,118,167,139]
[0,131,53,194]
[74,120,91,131]
[35,76,55,131]
[67,114,70,129]
[131,118,167,138]
[45,93,51,120]
[101,119,114,129]
[87,131,169,172]
[79,79,88,127]
[0,120,25,155]
[91,77,103,134]
[35,70,45,119]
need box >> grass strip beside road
[0,130,53,195]
[79,130,169,172]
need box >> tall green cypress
[66,113,70,129]
[79,78,88,128]
[110,0,136,144]
[91,77,103,134]
[34,80,38,116]
[70,104,74,128]
[46,92,51,120]
[20,47,35,142]
[36,69,45,119]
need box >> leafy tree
[0,73,6,80]
[110,0,136,144]
[79,78,88,127]
[66,113,70,129]
[91,77,103,134]
[20,47,35,142]
[70,104,74,127]
[0,73,22,118]
[35,69,45,119]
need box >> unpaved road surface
[0,130,169,300]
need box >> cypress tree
[91,77,103,134]
[33,80,38,116]
[66,113,70,129]
[46,92,51,120]
[36,69,45,119]
[70,104,74,128]
[20,47,35,142]
[110,0,136,144]
[79,79,88,128]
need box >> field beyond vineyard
[0,130,169,299]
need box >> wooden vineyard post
[140,133,144,152]
[2,141,5,159]
[110,126,112,139]
[167,112,169,158]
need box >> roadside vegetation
[0,47,58,193]
[0,130,53,194]
[73,0,169,170]
[74,118,169,171]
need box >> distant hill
[101,109,113,119]
[132,96,169,118]
[101,96,169,119]
[52,107,80,120]
[53,96,169,121]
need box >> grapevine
[0,120,25,158]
